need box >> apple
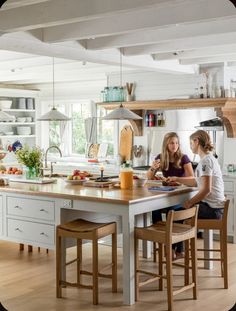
[67,175,73,180]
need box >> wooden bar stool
[56,219,117,305]
[194,199,230,289]
[135,206,198,311]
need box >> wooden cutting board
[119,125,133,162]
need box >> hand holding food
[151,159,161,171]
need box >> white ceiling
[0,0,236,85]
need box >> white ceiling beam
[180,55,236,65]
[0,0,173,32]
[82,17,236,50]
[42,0,235,43]
[123,32,236,56]
[152,44,236,61]
[0,33,196,74]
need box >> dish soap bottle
[120,162,133,189]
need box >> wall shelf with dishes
[0,88,40,167]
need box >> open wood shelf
[98,98,236,137]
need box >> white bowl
[16,117,26,122]
[16,126,31,135]
[0,100,12,109]
[133,178,147,187]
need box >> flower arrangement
[15,145,43,178]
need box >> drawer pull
[40,232,48,237]
[14,205,22,209]
[15,228,22,232]
[39,209,48,213]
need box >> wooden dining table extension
[0,179,197,305]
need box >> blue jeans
[152,204,183,253]
[198,201,223,219]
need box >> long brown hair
[190,130,214,152]
[160,132,183,171]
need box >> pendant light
[102,50,142,121]
[38,58,70,121]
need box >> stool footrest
[197,257,221,261]
[66,258,80,266]
[80,269,112,279]
[173,283,195,296]
[60,280,93,290]
[198,248,220,252]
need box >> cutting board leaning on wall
[119,125,133,162]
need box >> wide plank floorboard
[0,240,236,311]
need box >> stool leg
[184,240,190,286]
[19,243,24,251]
[28,245,33,253]
[190,237,198,299]
[158,243,163,291]
[77,239,82,286]
[92,239,99,305]
[221,230,228,289]
[56,231,62,298]
[153,242,157,262]
[166,243,173,311]
[112,231,117,293]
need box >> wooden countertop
[0,179,195,205]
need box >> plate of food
[64,178,87,185]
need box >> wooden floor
[0,239,236,311]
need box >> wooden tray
[84,180,114,188]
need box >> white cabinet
[223,176,236,243]
[5,195,55,248]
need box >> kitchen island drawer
[7,196,55,221]
[7,219,55,245]
[224,181,234,192]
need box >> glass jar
[26,166,36,179]
[120,163,133,189]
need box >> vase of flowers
[15,145,43,179]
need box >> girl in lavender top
[147,132,194,258]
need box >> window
[48,101,117,158]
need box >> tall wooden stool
[56,219,117,305]
[195,199,230,289]
[135,207,198,311]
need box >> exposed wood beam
[123,32,236,56]
[42,0,235,43]
[0,34,196,74]
[1,0,48,10]
[81,18,236,50]
[152,44,236,61]
[180,55,236,65]
[0,0,173,32]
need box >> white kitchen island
[0,179,196,305]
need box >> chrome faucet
[44,145,62,172]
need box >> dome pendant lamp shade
[103,104,142,120]
[102,50,142,121]
[38,58,70,122]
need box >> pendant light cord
[120,48,124,108]
[52,57,55,109]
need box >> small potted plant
[15,145,43,179]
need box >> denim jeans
[198,201,223,220]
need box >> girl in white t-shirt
[168,130,225,219]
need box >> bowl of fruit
[65,170,90,185]
[133,175,147,187]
